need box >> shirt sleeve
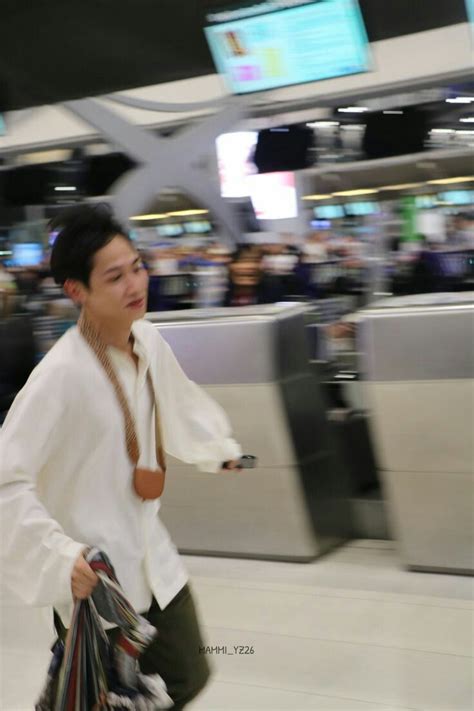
[0,365,86,607]
[155,336,242,473]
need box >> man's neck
[81,309,133,354]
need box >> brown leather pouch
[133,467,166,500]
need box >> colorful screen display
[216,131,258,198]
[249,171,298,219]
[438,190,474,205]
[156,225,184,237]
[466,0,474,24]
[344,201,379,216]
[415,196,438,209]
[184,221,212,233]
[205,0,370,94]
[314,205,344,219]
[216,131,298,219]
[12,243,43,267]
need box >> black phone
[222,455,258,470]
[239,455,258,469]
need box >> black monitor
[363,108,428,159]
[254,125,314,173]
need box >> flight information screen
[204,0,370,94]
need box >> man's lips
[127,297,145,308]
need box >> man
[0,205,243,709]
[449,212,474,249]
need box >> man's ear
[64,279,87,305]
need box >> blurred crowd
[0,214,472,423]
[1,211,473,320]
[138,234,368,311]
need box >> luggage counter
[147,303,353,561]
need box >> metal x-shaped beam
[65,98,246,246]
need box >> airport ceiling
[0,0,469,112]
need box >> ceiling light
[302,194,333,201]
[167,209,209,217]
[379,182,424,191]
[337,106,369,113]
[427,176,474,185]
[332,188,379,196]
[130,209,209,220]
[54,186,77,191]
[130,213,168,220]
[446,97,474,104]
[455,129,474,135]
[341,124,365,130]
[460,117,474,123]
[383,110,403,115]
[306,121,339,128]
[20,149,71,165]
[430,128,454,134]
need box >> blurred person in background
[193,245,231,308]
[301,230,329,263]
[14,266,41,298]
[260,242,301,302]
[0,205,244,710]
[261,243,298,275]
[0,263,36,425]
[0,263,18,317]
[149,246,180,277]
[227,245,262,306]
[0,262,17,294]
[449,211,474,249]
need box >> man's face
[77,235,149,326]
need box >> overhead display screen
[12,243,43,267]
[438,190,474,205]
[204,0,370,94]
[216,131,298,219]
[344,201,379,216]
[314,204,344,219]
[216,131,258,198]
[249,171,298,219]
[466,0,473,24]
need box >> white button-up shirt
[0,319,241,624]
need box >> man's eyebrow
[103,256,141,276]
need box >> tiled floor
[1,540,472,710]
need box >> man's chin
[127,304,147,321]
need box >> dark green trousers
[56,584,211,710]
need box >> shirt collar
[130,322,150,369]
[105,324,150,381]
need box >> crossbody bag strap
[79,313,140,465]
[78,314,167,500]
[149,370,167,474]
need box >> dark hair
[50,204,130,286]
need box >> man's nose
[125,272,141,292]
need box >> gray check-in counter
[147,303,353,561]
[358,293,474,574]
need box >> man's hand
[71,551,99,600]
[221,459,242,472]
